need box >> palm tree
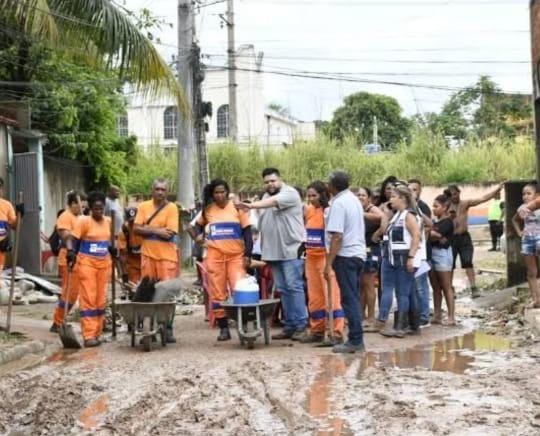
[0,0,187,112]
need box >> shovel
[316,276,336,348]
[110,213,117,339]
[58,266,82,349]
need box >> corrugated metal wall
[14,152,41,274]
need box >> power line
[204,53,529,64]
[251,0,526,5]
[205,64,530,95]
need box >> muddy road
[1,301,539,436]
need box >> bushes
[127,130,536,196]
[208,132,535,193]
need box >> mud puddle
[304,330,512,434]
[359,330,511,375]
[78,394,109,429]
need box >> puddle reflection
[305,355,352,435]
[360,331,511,375]
[78,394,109,429]
[304,330,510,433]
[47,348,100,364]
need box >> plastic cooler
[233,276,260,304]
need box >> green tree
[0,0,186,110]
[0,49,138,188]
[326,92,412,149]
[426,76,532,140]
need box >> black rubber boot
[381,311,406,338]
[165,326,176,343]
[217,318,231,341]
[407,310,421,335]
[393,312,408,338]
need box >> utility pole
[177,0,195,260]
[226,0,238,142]
[193,44,210,198]
[373,116,378,145]
[531,0,540,183]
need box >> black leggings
[488,221,503,248]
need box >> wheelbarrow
[221,298,280,349]
[116,301,176,352]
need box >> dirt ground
[0,246,539,435]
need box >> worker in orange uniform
[299,181,344,344]
[118,206,142,285]
[187,179,252,341]
[133,178,179,343]
[66,191,116,348]
[50,190,86,333]
[0,177,23,282]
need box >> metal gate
[14,152,41,274]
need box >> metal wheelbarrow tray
[116,301,176,352]
[221,298,280,349]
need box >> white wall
[125,45,314,149]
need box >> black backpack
[49,227,62,256]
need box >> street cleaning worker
[187,179,252,341]
[299,180,344,344]
[118,206,142,284]
[67,191,115,348]
[133,178,179,343]
[0,177,23,281]
[50,190,86,333]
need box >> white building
[122,45,316,149]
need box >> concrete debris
[0,268,60,306]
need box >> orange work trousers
[53,265,80,326]
[126,254,142,283]
[141,255,178,281]
[205,250,245,320]
[78,263,109,341]
[305,253,344,336]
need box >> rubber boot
[217,318,231,341]
[407,310,420,335]
[380,311,400,337]
[165,324,176,343]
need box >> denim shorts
[521,234,540,256]
[363,246,381,274]
[431,247,453,272]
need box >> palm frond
[1,0,189,115]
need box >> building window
[217,104,229,138]
[164,106,178,140]
[116,113,129,137]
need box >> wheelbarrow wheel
[159,324,167,347]
[142,335,152,352]
[262,318,270,345]
[246,338,255,350]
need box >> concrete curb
[0,340,46,367]
[472,283,540,335]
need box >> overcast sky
[124,0,531,121]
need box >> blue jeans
[415,272,430,323]
[269,259,308,333]
[378,255,417,321]
[332,256,364,346]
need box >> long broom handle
[110,213,116,338]
[6,191,24,333]
[326,275,334,342]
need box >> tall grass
[126,129,536,195]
